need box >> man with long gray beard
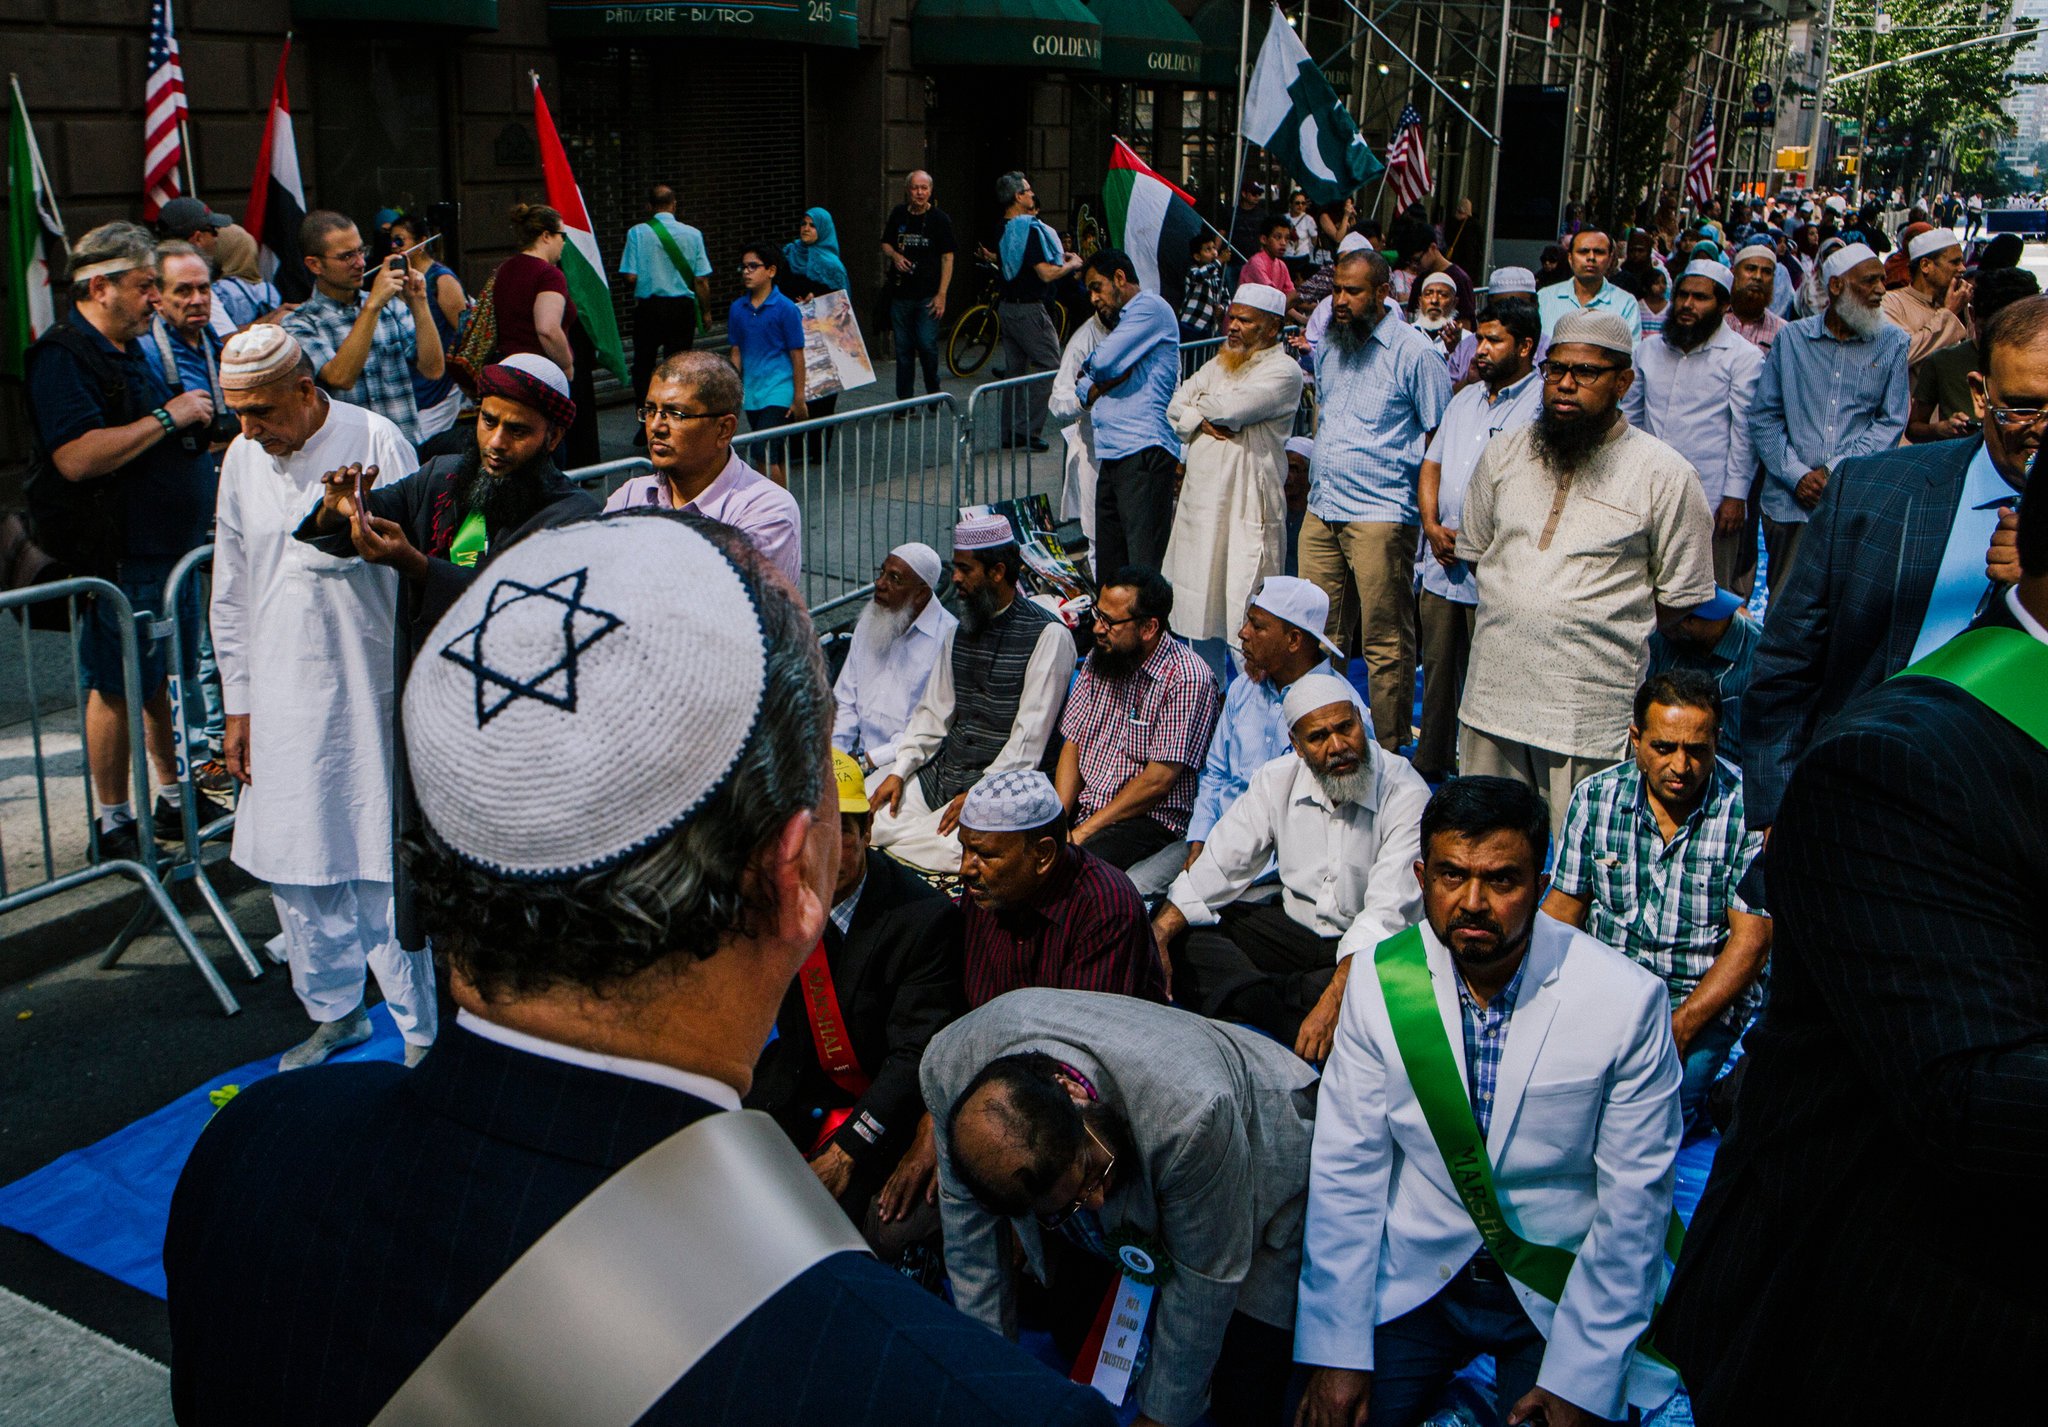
[1622,261,1766,594]
[833,542,957,779]
[1748,241,1908,583]
[1455,310,1718,839]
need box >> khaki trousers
[1415,590,1476,777]
[1714,495,1761,600]
[1457,725,1617,844]
[1300,512,1417,751]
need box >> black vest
[918,595,1058,805]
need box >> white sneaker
[278,1009,373,1071]
[403,1041,432,1068]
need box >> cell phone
[354,465,371,515]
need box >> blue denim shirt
[1077,290,1183,462]
[1748,312,1909,525]
[1308,313,1452,525]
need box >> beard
[1663,307,1723,353]
[454,435,556,533]
[1414,310,1454,334]
[957,581,1001,636]
[1216,339,1256,373]
[851,598,916,664]
[1833,293,1884,338]
[1529,403,1614,479]
[1087,640,1143,681]
[1312,758,1375,807]
[1325,307,1377,356]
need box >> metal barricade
[959,370,1060,511]
[563,455,654,504]
[0,578,248,1014]
[1178,337,1224,381]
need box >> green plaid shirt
[1552,759,1765,1021]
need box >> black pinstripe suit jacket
[165,1023,1116,1427]
[1743,436,1998,828]
[1663,672,2048,1420]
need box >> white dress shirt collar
[2007,585,2048,646]
[455,1009,743,1110]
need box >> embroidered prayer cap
[1550,310,1635,357]
[1282,673,1360,730]
[220,325,307,389]
[889,541,942,591]
[1733,243,1778,269]
[1249,575,1344,661]
[1692,587,1745,621]
[954,511,1015,552]
[1487,266,1537,295]
[478,353,576,430]
[1908,227,1962,262]
[832,749,870,816]
[403,517,768,880]
[957,769,1065,835]
[1823,242,1880,282]
[1230,283,1289,317]
[1680,260,1734,295]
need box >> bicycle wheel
[948,304,1000,376]
[1051,300,1071,344]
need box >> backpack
[446,272,499,398]
[17,323,136,597]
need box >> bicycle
[945,258,1073,377]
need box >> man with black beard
[923,990,1320,1427]
[1454,310,1717,839]
[1622,260,1765,594]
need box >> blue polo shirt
[728,289,808,411]
[26,314,215,559]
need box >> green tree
[1595,0,1714,229]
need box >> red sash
[798,938,871,1153]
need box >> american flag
[143,0,188,220]
[1685,104,1718,209]
[1385,104,1433,213]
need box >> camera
[176,409,244,454]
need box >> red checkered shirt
[1059,636,1223,838]
[960,844,1164,1008]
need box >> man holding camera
[23,221,221,861]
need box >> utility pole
[1481,0,1512,279]
[1805,0,1838,185]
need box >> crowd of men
[15,169,2044,1426]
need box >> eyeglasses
[738,261,767,272]
[1091,608,1139,629]
[1036,1122,1116,1230]
[1981,385,2048,431]
[322,246,370,263]
[636,405,728,424]
[1539,359,1623,383]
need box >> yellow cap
[832,749,871,814]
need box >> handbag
[446,273,500,398]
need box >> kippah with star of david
[402,517,767,880]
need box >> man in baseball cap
[156,196,231,257]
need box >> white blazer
[1294,914,1682,1419]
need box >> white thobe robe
[1050,316,1107,542]
[1160,343,1306,646]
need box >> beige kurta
[1880,283,1968,370]
[1454,418,1717,760]
[1160,342,1306,645]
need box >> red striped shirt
[961,845,1163,1008]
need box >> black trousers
[1094,444,1180,579]
[1173,902,1341,1044]
[1081,813,1177,871]
[631,295,698,403]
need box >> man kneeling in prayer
[924,988,1319,1427]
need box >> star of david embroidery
[439,568,624,727]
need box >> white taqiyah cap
[957,769,1065,834]
[1908,227,1962,261]
[1551,309,1635,356]
[1824,242,1879,281]
[889,541,942,591]
[495,351,571,398]
[1733,243,1778,268]
[1281,672,1360,730]
[1681,259,1734,294]
[1284,436,1315,461]
[1419,271,1457,294]
[219,325,305,389]
[403,517,769,880]
[1231,283,1289,316]
[1487,266,1537,295]
[1249,575,1343,661]
[1338,231,1373,255]
[954,511,1015,551]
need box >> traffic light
[1546,5,1562,45]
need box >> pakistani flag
[532,76,628,386]
[5,76,67,379]
[1244,4,1382,205]
[1102,138,1206,311]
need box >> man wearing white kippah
[1413,272,1476,383]
[211,324,439,1069]
[1160,284,1304,663]
[873,513,1077,874]
[832,542,957,778]
[1726,243,1787,352]
[1881,226,1971,371]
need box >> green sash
[1372,925,1684,1361]
[1895,625,2048,751]
[646,217,697,286]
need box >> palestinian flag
[532,76,627,386]
[5,75,66,379]
[1102,137,1204,314]
[245,43,309,302]
[1244,3,1381,205]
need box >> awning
[1189,0,1247,88]
[1085,0,1204,83]
[293,0,497,24]
[912,0,1103,71]
[546,0,858,48]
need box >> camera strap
[149,315,224,408]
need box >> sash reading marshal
[797,938,870,1152]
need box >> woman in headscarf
[210,223,284,333]
[1797,235,1845,320]
[776,206,848,439]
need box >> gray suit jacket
[922,990,1319,1427]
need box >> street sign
[1800,96,1816,111]
[1751,82,1773,108]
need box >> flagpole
[1229,0,1252,230]
[10,73,64,234]
[1116,134,1250,261]
[179,117,198,200]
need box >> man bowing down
[214,326,437,1069]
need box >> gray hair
[155,239,206,276]
[404,513,831,1003]
[67,221,157,302]
[995,171,1031,207]
[653,349,745,417]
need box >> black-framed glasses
[1091,608,1139,629]
[738,261,767,272]
[1539,359,1623,382]
[636,404,728,424]
[1036,1122,1116,1230]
